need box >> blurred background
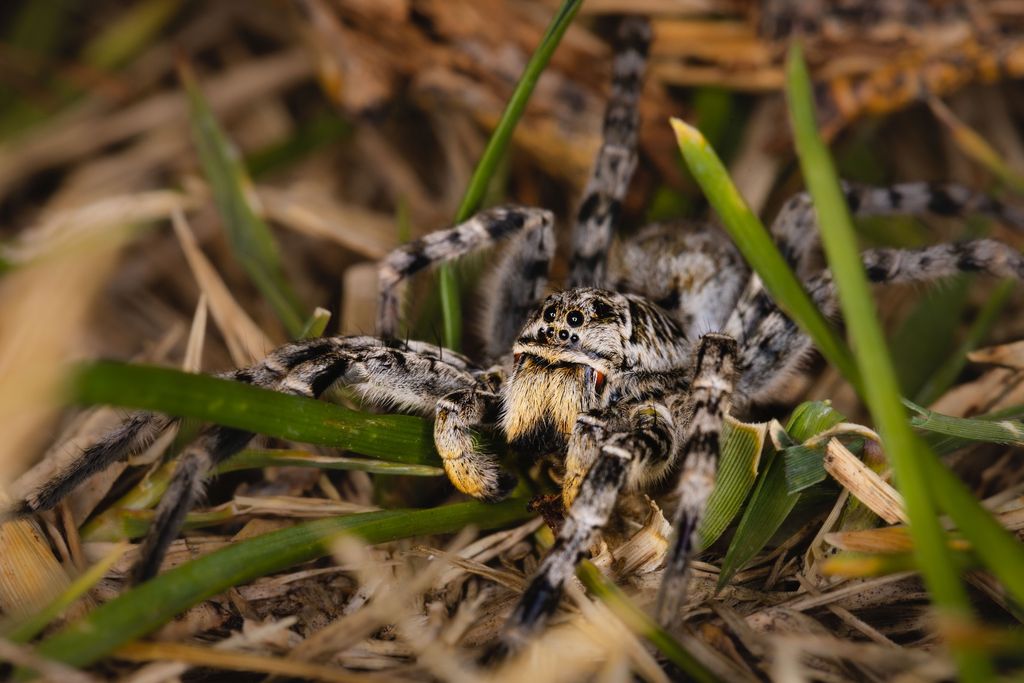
[1,2,1024,677]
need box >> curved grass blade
[576,560,720,683]
[69,360,439,465]
[180,61,306,337]
[906,400,1024,446]
[438,0,583,349]
[697,416,767,550]
[717,401,844,588]
[786,43,996,680]
[784,444,829,494]
[923,403,1024,455]
[27,498,532,672]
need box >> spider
[11,15,1024,657]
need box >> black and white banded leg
[376,207,554,339]
[566,17,650,288]
[771,181,1024,278]
[499,399,677,652]
[15,336,506,582]
[656,333,737,629]
[12,412,174,517]
[727,237,1024,404]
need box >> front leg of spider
[496,399,678,655]
[657,333,737,629]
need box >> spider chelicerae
[11,16,1024,655]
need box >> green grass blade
[576,560,719,683]
[180,63,306,337]
[697,417,766,549]
[217,448,444,477]
[717,402,844,587]
[783,445,829,493]
[786,43,993,680]
[437,0,583,349]
[81,0,181,70]
[28,499,532,672]
[670,118,861,390]
[86,504,240,542]
[923,404,1024,455]
[906,400,1024,446]
[299,306,332,339]
[69,360,439,465]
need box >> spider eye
[543,306,557,323]
[567,310,584,327]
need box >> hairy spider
[11,16,1024,656]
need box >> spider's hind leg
[771,181,1024,278]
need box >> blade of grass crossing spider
[180,63,306,337]
[299,306,331,339]
[718,401,844,588]
[670,118,861,391]
[25,499,533,673]
[69,360,440,465]
[3,543,129,643]
[697,417,766,550]
[915,279,1015,406]
[437,0,583,350]
[786,43,993,679]
[576,560,719,683]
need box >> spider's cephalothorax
[502,288,689,458]
[12,14,1024,657]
